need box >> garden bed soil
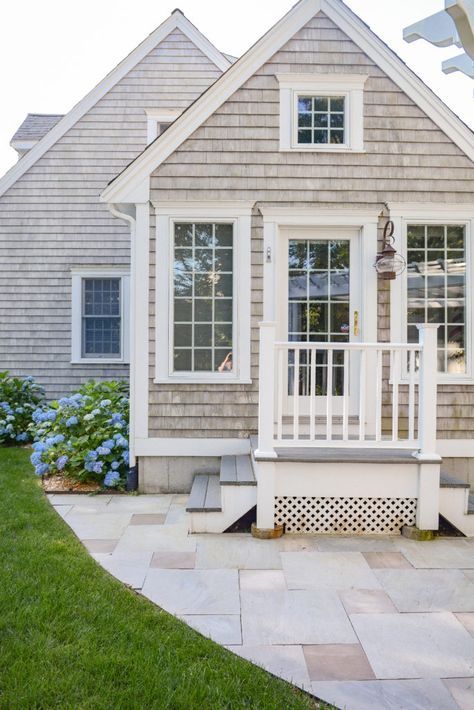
[42,476,101,493]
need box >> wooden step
[186,474,221,512]
[440,472,471,489]
[220,455,256,486]
[468,495,474,515]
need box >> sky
[0,0,472,176]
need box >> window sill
[280,147,366,153]
[71,359,129,365]
[154,376,252,385]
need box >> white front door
[277,227,362,416]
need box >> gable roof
[0,9,231,198]
[101,0,474,205]
[10,113,64,144]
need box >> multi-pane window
[406,224,466,374]
[288,239,350,395]
[297,96,345,145]
[82,278,121,358]
[173,222,233,373]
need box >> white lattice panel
[275,497,417,534]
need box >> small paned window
[173,223,233,373]
[82,278,121,358]
[297,96,345,145]
[406,224,466,374]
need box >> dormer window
[277,74,368,152]
[145,109,180,144]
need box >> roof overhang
[101,0,474,207]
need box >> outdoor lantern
[375,220,406,280]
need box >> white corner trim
[70,269,130,365]
[135,437,251,457]
[101,0,473,206]
[0,11,230,198]
[154,203,252,384]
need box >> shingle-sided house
[2,0,474,537]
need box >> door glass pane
[407,224,466,373]
[288,238,350,395]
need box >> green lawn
[0,447,321,709]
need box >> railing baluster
[375,348,382,442]
[277,347,283,443]
[391,350,399,442]
[326,349,333,442]
[342,349,349,441]
[359,349,366,441]
[309,347,316,441]
[293,348,300,441]
[408,348,415,442]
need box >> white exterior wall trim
[135,437,251,457]
[0,11,230,198]
[154,201,253,384]
[101,0,474,205]
[389,202,474,385]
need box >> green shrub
[30,380,129,488]
[0,372,45,445]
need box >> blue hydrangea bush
[30,380,129,489]
[0,372,45,444]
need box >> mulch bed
[41,476,101,493]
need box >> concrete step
[220,455,256,486]
[186,474,221,513]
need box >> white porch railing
[256,322,439,458]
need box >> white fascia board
[101,0,474,207]
[100,0,323,204]
[0,12,230,198]
[322,0,474,162]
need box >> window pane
[82,278,121,358]
[406,224,467,373]
[297,95,345,146]
[172,223,233,373]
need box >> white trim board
[101,0,474,205]
[135,437,251,457]
[0,10,231,198]
[437,439,474,457]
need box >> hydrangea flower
[92,461,104,474]
[100,399,112,407]
[97,446,111,456]
[83,413,94,421]
[66,416,78,427]
[35,463,50,476]
[111,460,120,470]
[104,470,120,487]
[122,450,129,465]
[15,432,28,442]
[56,455,69,471]
[101,439,115,450]
[30,451,43,466]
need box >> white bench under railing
[256,323,439,459]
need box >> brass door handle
[354,310,359,336]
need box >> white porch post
[415,323,441,530]
[416,324,440,460]
[255,321,277,459]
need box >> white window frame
[277,73,368,153]
[390,205,474,384]
[71,269,130,364]
[153,202,253,384]
[145,109,180,144]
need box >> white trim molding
[145,109,181,143]
[101,0,474,205]
[135,437,251,457]
[153,201,253,384]
[70,268,130,365]
[0,10,230,198]
[277,73,368,152]
[389,202,474,384]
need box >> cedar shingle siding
[148,12,474,440]
[0,30,221,396]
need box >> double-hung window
[154,203,252,383]
[71,271,130,363]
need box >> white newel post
[415,323,441,530]
[255,322,277,459]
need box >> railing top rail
[275,341,422,352]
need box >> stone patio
[49,493,474,710]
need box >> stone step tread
[186,474,222,513]
[220,455,256,486]
[440,471,471,489]
[468,495,474,515]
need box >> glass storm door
[279,229,361,416]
